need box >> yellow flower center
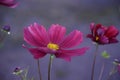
[47,43,59,51]
[96,36,99,41]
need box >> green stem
[48,55,54,80]
[106,65,116,80]
[20,75,23,80]
[91,44,99,80]
[19,74,26,80]
[98,62,105,80]
[37,60,42,80]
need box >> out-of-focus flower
[1,25,10,34]
[87,23,119,45]
[113,59,120,73]
[13,67,23,75]
[0,25,10,43]
[23,23,89,61]
[0,0,18,8]
[114,59,120,65]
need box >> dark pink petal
[97,28,105,36]
[105,26,119,38]
[93,24,102,36]
[23,45,46,59]
[29,48,46,59]
[55,47,89,61]
[59,47,89,56]
[55,52,71,62]
[48,24,66,44]
[24,23,49,47]
[87,34,94,39]
[28,23,49,45]
[99,36,109,44]
[109,38,119,43]
[24,28,43,47]
[0,0,18,8]
[60,30,83,49]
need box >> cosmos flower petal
[109,38,119,43]
[24,28,42,47]
[24,28,45,47]
[99,36,109,44]
[48,24,66,43]
[55,47,89,62]
[60,30,83,48]
[105,26,119,38]
[55,53,71,62]
[87,34,94,39]
[59,47,89,56]
[23,45,46,59]
[34,23,50,44]
[94,24,102,36]
[0,0,18,8]
[28,23,49,45]
[24,23,49,47]
[28,48,47,59]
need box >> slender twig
[37,59,42,80]
[98,62,105,80]
[48,55,53,80]
[19,75,23,80]
[91,44,99,80]
[106,65,116,80]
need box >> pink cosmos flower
[87,23,119,45]
[23,23,89,61]
[0,0,18,8]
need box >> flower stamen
[47,43,59,51]
[96,36,99,41]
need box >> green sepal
[50,54,54,59]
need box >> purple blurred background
[0,0,120,80]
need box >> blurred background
[0,0,120,80]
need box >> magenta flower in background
[23,23,89,61]
[87,23,119,45]
[0,0,18,8]
[118,64,120,73]
[2,25,10,32]
[13,67,23,75]
[1,25,11,34]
